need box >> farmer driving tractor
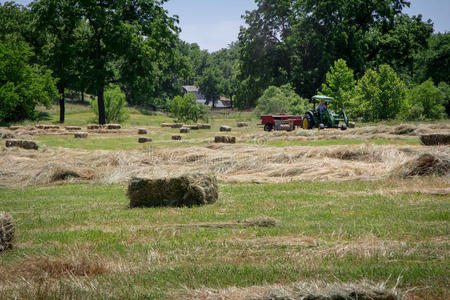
[318,99,327,116]
[302,95,349,130]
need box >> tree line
[0,0,449,125]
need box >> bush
[320,59,355,110]
[401,79,446,120]
[254,84,308,116]
[438,82,450,118]
[91,85,129,123]
[0,38,57,124]
[351,65,407,122]
[169,93,209,123]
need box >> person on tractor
[318,99,327,116]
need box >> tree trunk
[81,92,84,103]
[97,86,106,125]
[59,87,65,123]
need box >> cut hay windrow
[128,174,218,207]
[0,211,14,252]
[392,153,450,178]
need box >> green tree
[320,59,355,110]
[75,0,178,124]
[0,38,57,124]
[255,84,308,116]
[438,82,450,117]
[90,85,129,124]
[32,0,82,123]
[169,93,208,123]
[198,67,221,107]
[415,33,450,85]
[351,65,407,121]
[402,79,446,120]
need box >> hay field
[0,106,449,299]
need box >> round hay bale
[420,134,450,146]
[237,122,248,127]
[215,136,236,143]
[138,137,152,143]
[172,135,182,140]
[106,124,121,130]
[138,129,147,135]
[0,212,14,252]
[5,139,39,150]
[393,153,450,178]
[74,132,88,138]
[128,174,219,208]
[180,127,190,134]
[199,124,211,129]
[220,126,232,132]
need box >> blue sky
[4,0,450,52]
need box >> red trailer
[260,114,303,131]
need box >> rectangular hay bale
[128,174,218,207]
[215,136,236,143]
[220,126,232,132]
[420,134,450,146]
[74,132,88,138]
[138,137,152,143]
[5,139,39,150]
[106,124,121,130]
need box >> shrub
[255,84,308,116]
[401,79,446,120]
[90,85,129,123]
[169,93,209,123]
[351,65,407,122]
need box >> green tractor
[302,95,349,130]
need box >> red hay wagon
[260,114,303,131]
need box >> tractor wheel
[302,115,313,130]
[340,124,347,131]
[319,123,325,130]
[264,123,273,132]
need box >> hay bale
[5,139,39,150]
[170,123,183,129]
[420,134,450,146]
[128,174,219,207]
[161,123,172,128]
[220,126,232,132]
[138,137,152,143]
[138,128,147,135]
[394,153,450,178]
[43,125,60,130]
[172,135,182,140]
[0,132,14,139]
[66,126,82,131]
[280,124,293,131]
[106,124,121,130]
[87,124,101,130]
[0,212,14,252]
[35,125,45,129]
[215,136,236,143]
[199,124,211,129]
[184,124,199,130]
[237,122,248,127]
[74,132,88,138]
[348,122,356,128]
[51,167,81,182]
[9,126,23,131]
[393,124,416,135]
[180,127,190,133]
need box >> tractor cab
[302,95,349,130]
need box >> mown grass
[0,179,448,298]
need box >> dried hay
[237,122,249,127]
[0,131,14,139]
[239,217,278,227]
[181,280,400,300]
[128,174,218,207]
[215,136,236,143]
[138,128,147,135]
[392,153,450,178]
[348,122,356,128]
[199,124,212,129]
[138,137,152,143]
[5,139,38,150]
[87,124,101,130]
[184,124,199,130]
[180,127,190,133]
[9,126,23,131]
[65,126,81,131]
[74,132,88,138]
[50,167,81,182]
[420,134,450,145]
[220,126,232,132]
[0,211,14,252]
[106,124,121,130]
[172,135,182,140]
[162,123,183,128]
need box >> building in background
[182,86,232,109]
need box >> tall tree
[32,0,82,123]
[78,0,179,124]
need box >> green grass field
[1,101,449,299]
